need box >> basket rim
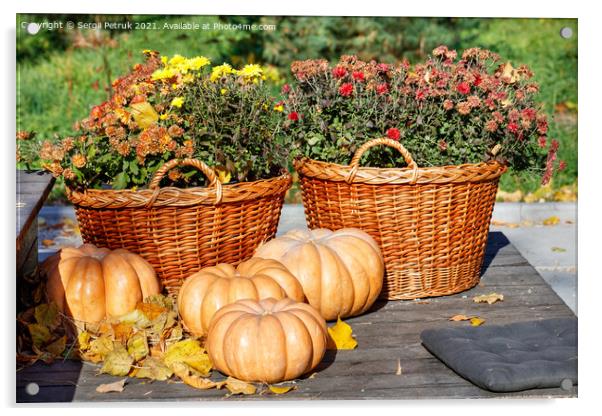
[293,157,507,185]
[67,171,292,209]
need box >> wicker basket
[294,138,507,300]
[67,158,292,295]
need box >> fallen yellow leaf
[163,339,212,376]
[551,247,567,253]
[473,293,504,305]
[133,357,173,381]
[216,168,232,184]
[127,331,149,361]
[268,385,296,394]
[470,317,486,326]
[172,362,224,390]
[543,215,560,226]
[327,317,358,350]
[100,344,134,376]
[225,377,256,395]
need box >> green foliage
[17,15,577,196]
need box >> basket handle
[149,158,223,204]
[347,138,419,183]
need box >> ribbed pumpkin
[254,228,384,320]
[207,297,327,383]
[177,258,304,336]
[44,244,161,323]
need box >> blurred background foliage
[17,14,577,202]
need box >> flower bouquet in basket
[283,46,563,300]
[36,51,292,294]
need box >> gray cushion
[420,318,577,392]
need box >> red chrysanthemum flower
[339,83,354,97]
[558,160,567,172]
[352,71,365,82]
[377,63,389,73]
[507,122,519,134]
[386,128,400,141]
[281,84,291,94]
[376,83,389,95]
[456,82,471,95]
[415,89,426,100]
[332,66,347,79]
[288,112,299,121]
[538,136,547,148]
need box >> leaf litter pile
[17,295,293,396]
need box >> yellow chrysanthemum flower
[171,97,185,108]
[159,114,169,120]
[274,104,284,112]
[168,54,187,66]
[210,63,233,82]
[151,67,178,81]
[187,56,211,71]
[220,88,228,95]
[161,56,168,65]
[237,64,265,84]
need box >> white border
[4,1,600,414]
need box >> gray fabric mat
[420,318,577,392]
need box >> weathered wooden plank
[16,170,55,242]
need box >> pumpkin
[254,228,384,320]
[177,258,305,336]
[207,297,327,383]
[44,244,161,323]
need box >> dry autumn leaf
[28,323,51,347]
[171,362,224,390]
[134,356,173,381]
[41,239,54,247]
[216,168,232,184]
[225,377,256,395]
[327,317,358,350]
[268,385,296,394]
[163,339,212,376]
[112,322,134,344]
[470,317,486,327]
[449,314,471,321]
[136,302,167,321]
[543,216,560,226]
[83,336,114,363]
[45,335,67,357]
[96,378,127,394]
[473,293,504,305]
[34,303,61,330]
[551,247,567,253]
[100,344,134,376]
[127,331,149,361]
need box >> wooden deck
[16,231,577,402]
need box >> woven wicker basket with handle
[294,138,506,300]
[67,158,291,295]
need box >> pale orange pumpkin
[44,244,161,323]
[177,258,305,336]
[207,297,327,383]
[254,228,384,320]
